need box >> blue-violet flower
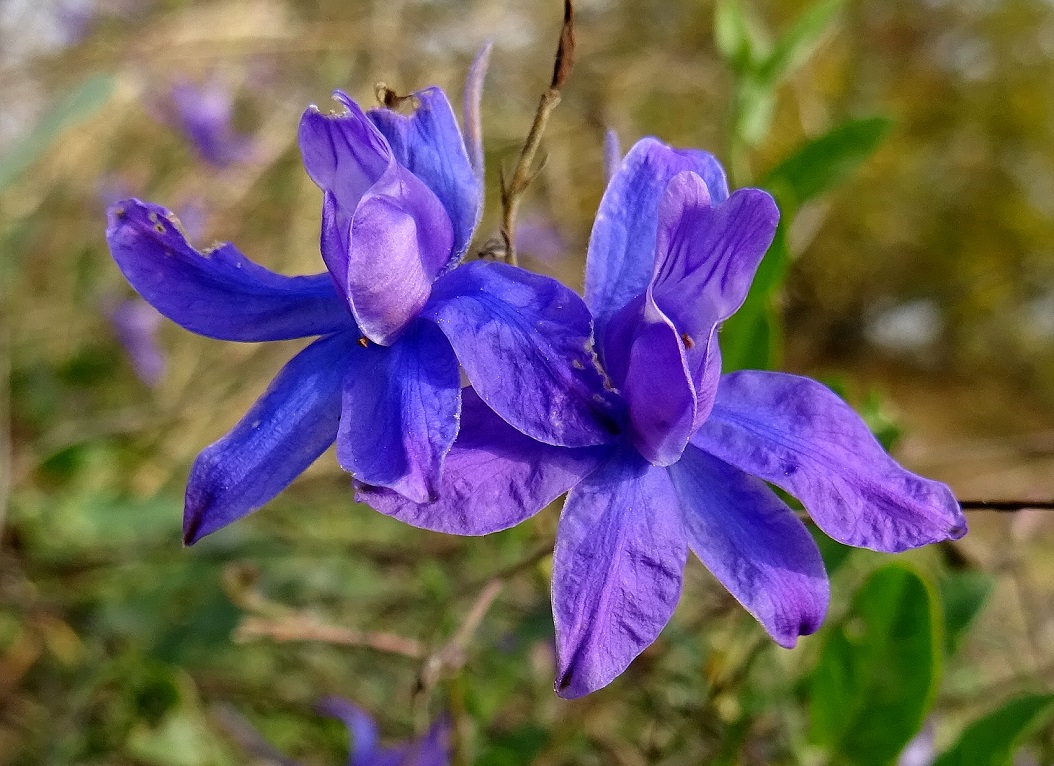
[107,46,611,544]
[361,136,967,698]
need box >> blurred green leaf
[810,563,942,766]
[940,570,995,657]
[757,0,846,86]
[721,224,789,371]
[761,116,894,211]
[0,74,115,193]
[932,694,1054,766]
[476,724,550,766]
[808,525,854,575]
[714,0,769,73]
[126,709,234,766]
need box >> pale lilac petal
[106,200,351,342]
[669,445,829,647]
[183,333,356,544]
[601,294,695,466]
[340,165,455,343]
[423,261,619,448]
[553,449,687,698]
[107,298,165,387]
[357,388,608,534]
[584,137,730,337]
[463,42,493,181]
[603,128,621,182]
[298,92,392,214]
[369,86,481,262]
[337,321,460,504]
[165,78,255,167]
[649,174,779,423]
[694,371,967,552]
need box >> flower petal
[106,200,351,341]
[370,87,482,262]
[669,445,829,647]
[357,387,608,534]
[337,320,461,504]
[604,128,622,182]
[337,165,455,344]
[299,92,392,214]
[694,371,967,552]
[423,260,620,447]
[650,175,779,424]
[316,698,381,766]
[553,449,687,698]
[183,333,356,544]
[463,42,493,181]
[584,137,730,337]
[601,294,695,466]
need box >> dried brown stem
[234,615,426,659]
[499,0,575,265]
[417,579,504,695]
[959,499,1054,511]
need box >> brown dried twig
[498,0,576,266]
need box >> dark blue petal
[357,388,608,534]
[669,445,829,647]
[694,371,967,552]
[106,200,351,341]
[584,137,729,338]
[182,333,356,544]
[316,698,381,766]
[553,449,687,698]
[423,261,619,448]
[370,87,482,262]
[338,320,461,503]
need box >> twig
[499,0,575,266]
[417,579,504,695]
[210,702,300,766]
[233,615,425,659]
[959,500,1054,511]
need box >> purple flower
[158,77,255,168]
[106,46,610,544]
[317,698,449,766]
[106,297,165,387]
[360,137,967,698]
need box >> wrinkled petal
[338,165,455,343]
[463,42,493,181]
[299,92,392,214]
[669,445,829,647]
[358,388,608,534]
[602,294,695,466]
[584,137,730,338]
[183,333,356,544]
[423,260,619,447]
[370,88,482,262]
[650,174,779,424]
[694,371,967,552]
[553,449,687,698]
[338,320,461,503]
[107,199,351,341]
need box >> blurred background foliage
[2,0,1054,764]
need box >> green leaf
[720,223,789,371]
[757,0,846,86]
[0,73,115,193]
[808,525,854,576]
[940,570,995,658]
[761,116,893,212]
[810,563,942,766]
[714,0,769,73]
[932,694,1054,766]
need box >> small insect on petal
[358,336,370,348]
[681,332,695,350]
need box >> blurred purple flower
[515,212,565,264]
[107,44,607,544]
[157,77,255,168]
[106,298,164,387]
[898,719,936,766]
[318,698,449,766]
[363,136,967,698]
[56,0,96,45]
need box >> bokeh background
[3,0,1054,763]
